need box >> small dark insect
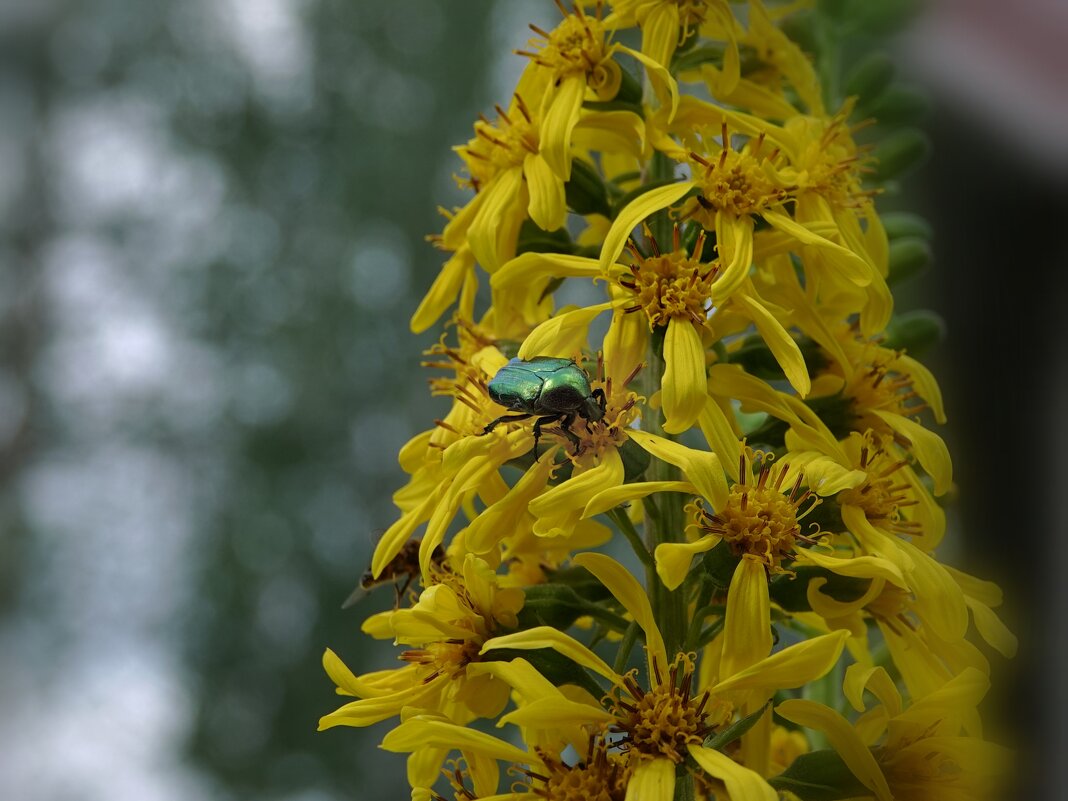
[341,538,444,609]
[481,356,606,457]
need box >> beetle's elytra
[482,357,606,457]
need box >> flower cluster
[321,3,1014,800]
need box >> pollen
[423,317,503,439]
[789,106,878,210]
[618,225,717,327]
[521,2,621,99]
[528,738,629,801]
[566,355,641,460]
[610,653,729,763]
[843,346,928,425]
[399,638,481,681]
[682,125,792,226]
[458,95,540,191]
[697,450,821,570]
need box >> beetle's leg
[556,413,582,453]
[592,387,607,414]
[531,414,563,461]
[481,413,533,435]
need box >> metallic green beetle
[482,357,606,456]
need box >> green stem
[613,621,641,674]
[609,508,656,572]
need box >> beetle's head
[581,396,605,423]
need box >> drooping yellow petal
[381,716,532,766]
[843,664,902,717]
[797,548,907,587]
[540,74,586,180]
[637,2,679,67]
[775,699,893,801]
[499,695,615,729]
[468,168,523,271]
[529,448,625,535]
[625,757,675,801]
[604,307,650,382]
[491,251,603,288]
[599,181,695,273]
[712,212,755,303]
[698,397,742,481]
[662,318,709,434]
[466,452,556,554]
[869,409,952,495]
[318,677,443,729]
[688,745,777,801]
[480,626,620,684]
[654,535,719,590]
[584,480,697,519]
[619,45,679,121]
[711,630,848,693]
[761,209,871,285]
[732,287,810,396]
[573,552,669,677]
[626,429,729,510]
[410,245,475,333]
[895,537,969,642]
[524,152,566,232]
[518,302,614,359]
[573,110,646,160]
[965,595,1018,658]
[720,557,772,677]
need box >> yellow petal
[599,181,695,273]
[636,3,678,67]
[466,453,556,554]
[896,538,969,642]
[662,318,709,433]
[540,74,586,180]
[625,757,675,801]
[732,287,810,397]
[410,245,475,333]
[584,480,697,519]
[381,717,531,766]
[529,448,625,525]
[518,302,614,360]
[654,535,719,590]
[775,699,893,801]
[318,678,442,729]
[573,110,646,160]
[500,695,615,729]
[604,308,649,384]
[625,429,729,510]
[698,397,742,482]
[761,209,871,285]
[481,626,620,684]
[627,46,680,122]
[896,353,946,424]
[573,552,668,678]
[711,630,848,693]
[720,557,772,677]
[797,549,907,588]
[843,664,902,717]
[869,409,952,495]
[469,168,523,271]
[711,212,755,303]
[524,153,566,232]
[491,251,602,288]
[688,745,777,801]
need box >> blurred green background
[0,1,1062,799]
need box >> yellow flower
[479,552,850,801]
[319,555,523,731]
[779,666,1011,801]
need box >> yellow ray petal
[625,757,675,801]
[894,352,947,424]
[468,168,523,271]
[698,397,742,482]
[654,535,719,591]
[599,182,695,273]
[688,745,777,801]
[712,212,755,303]
[466,452,556,553]
[843,664,902,717]
[573,110,646,160]
[626,429,729,510]
[619,44,679,121]
[869,409,952,495]
[318,678,442,729]
[381,717,532,766]
[584,480,697,519]
[500,695,615,729]
[540,74,586,180]
[720,557,772,677]
[524,153,566,232]
[410,245,475,333]
[529,447,625,524]
[796,549,907,587]
[573,552,669,677]
[491,251,603,287]
[761,209,871,285]
[732,287,810,396]
[896,537,969,642]
[480,626,620,684]
[775,699,893,801]
[966,597,1018,658]
[662,318,710,433]
[604,307,650,382]
[518,302,614,360]
[711,631,848,693]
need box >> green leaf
[864,86,931,126]
[704,702,771,749]
[844,53,894,102]
[869,129,930,182]
[881,211,932,240]
[700,540,741,590]
[566,158,612,218]
[887,236,932,285]
[881,310,945,357]
[769,749,872,801]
